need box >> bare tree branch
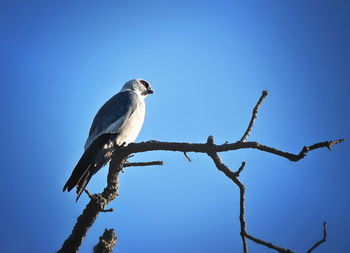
[240,90,268,142]
[59,92,343,252]
[93,229,117,253]
[245,233,294,253]
[124,160,164,167]
[123,138,343,162]
[306,222,327,253]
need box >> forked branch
[207,144,327,253]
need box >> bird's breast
[115,99,145,146]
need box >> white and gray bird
[63,79,153,201]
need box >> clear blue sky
[1,1,349,252]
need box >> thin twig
[183,152,192,162]
[101,208,114,213]
[123,161,164,167]
[234,162,246,177]
[240,90,268,142]
[245,233,294,253]
[307,139,344,152]
[306,222,327,253]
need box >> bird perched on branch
[63,79,154,201]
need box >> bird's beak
[148,88,154,94]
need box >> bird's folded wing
[84,90,139,150]
[63,133,115,192]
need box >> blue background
[1,1,349,252]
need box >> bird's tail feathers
[75,169,93,201]
[63,151,93,193]
[63,133,116,200]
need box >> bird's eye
[140,80,149,88]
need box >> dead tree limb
[59,91,343,253]
[58,153,127,253]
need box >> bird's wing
[63,133,114,194]
[63,90,139,196]
[84,90,139,150]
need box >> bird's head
[121,79,154,97]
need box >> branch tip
[293,139,344,161]
[234,162,246,177]
[240,91,268,142]
[328,139,344,150]
[306,221,327,253]
[183,152,192,162]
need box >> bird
[63,79,154,201]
